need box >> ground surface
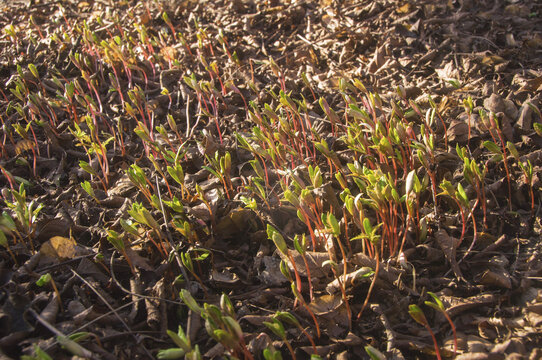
[0,0,542,359]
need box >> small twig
[28,308,96,359]
[185,94,191,138]
[188,101,203,139]
[108,251,183,305]
[71,269,154,359]
[370,304,397,352]
[154,175,191,288]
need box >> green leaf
[365,345,386,360]
[363,218,373,236]
[220,293,235,318]
[425,291,445,312]
[157,348,186,359]
[408,304,428,326]
[0,230,8,248]
[81,181,96,199]
[279,260,292,281]
[120,218,139,237]
[28,64,40,79]
[179,289,202,314]
[128,203,148,225]
[463,96,474,113]
[223,316,243,340]
[57,335,92,358]
[106,230,124,251]
[68,332,91,342]
[263,347,283,360]
[142,208,160,230]
[212,329,237,348]
[33,346,53,360]
[483,140,502,155]
[79,161,96,176]
[327,212,340,236]
[447,78,461,89]
[164,196,184,214]
[506,141,519,159]
[190,249,210,261]
[36,273,52,287]
[267,224,288,255]
[456,183,468,206]
[405,170,416,195]
[293,235,304,255]
[274,311,300,328]
[263,318,286,339]
[282,190,300,208]
[180,252,193,272]
[166,327,191,351]
[290,282,303,301]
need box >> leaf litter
[0,0,541,359]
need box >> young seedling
[354,218,382,319]
[180,250,208,297]
[408,304,442,360]
[36,273,63,311]
[0,218,18,264]
[263,346,283,360]
[20,345,53,360]
[425,292,457,356]
[106,230,135,275]
[157,324,200,359]
[80,181,100,203]
[274,311,317,354]
[457,144,486,229]
[482,111,512,211]
[438,180,468,246]
[179,290,253,359]
[128,202,168,259]
[203,151,233,200]
[263,317,297,359]
[321,212,352,329]
[4,184,43,252]
[288,238,313,293]
[365,345,386,360]
[463,96,474,149]
[506,141,535,213]
[267,225,321,338]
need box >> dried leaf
[40,236,78,259]
[476,268,512,289]
[434,229,463,280]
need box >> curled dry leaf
[40,236,86,260]
[326,267,373,294]
[434,229,463,280]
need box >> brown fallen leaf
[476,268,512,289]
[279,250,331,279]
[40,236,78,259]
[447,119,469,144]
[482,54,506,67]
[258,256,289,286]
[210,268,241,287]
[368,44,387,73]
[440,293,498,318]
[434,229,463,280]
[309,294,343,316]
[326,267,373,294]
[519,76,542,93]
[124,247,153,271]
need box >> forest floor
[0,0,542,359]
